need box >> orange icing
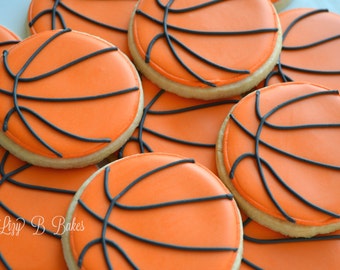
[240,216,340,270]
[65,153,242,269]
[0,147,97,269]
[0,29,142,163]
[264,8,340,89]
[131,0,280,87]
[0,25,20,52]
[28,0,137,58]
[221,82,340,226]
[119,76,240,175]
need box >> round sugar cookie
[0,25,20,52]
[0,28,143,169]
[28,0,137,58]
[216,82,340,238]
[0,147,97,270]
[128,0,282,100]
[118,76,240,175]
[62,152,243,270]
[263,8,340,89]
[241,217,340,270]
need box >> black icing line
[142,126,216,147]
[28,0,66,30]
[3,47,118,82]
[0,252,12,270]
[76,158,236,268]
[156,0,224,13]
[136,5,278,36]
[241,258,263,270]
[135,88,164,153]
[119,89,238,156]
[283,34,340,51]
[240,217,340,270]
[0,86,139,102]
[243,218,340,244]
[29,0,127,32]
[118,136,154,158]
[162,0,216,87]
[0,40,20,46]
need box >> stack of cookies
[0,0,339,269]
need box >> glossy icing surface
[264,8,340,89]
[0,29,142,163]
[119,77,239,174]
[241,217,340,270]
[64,153,242,269]
[131,0,280,87]
[28,0,137,58]
[0,147,97,269]
[221,82,340,226]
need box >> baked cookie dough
[62,152,243,270]
[128,0,282,100]
[216,82,340,238]
[0,29,143,168]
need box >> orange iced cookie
[0,29,143,169]
[118,76,240,175]
[0,147,97,270]
[0,25,20,52]
[128,0,282,100]
[264,8,340,89]
[62,152,243,270]
[216,82,340,238]
[241,217,340,270]
[28,0,137,58]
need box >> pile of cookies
[0,0,339,269]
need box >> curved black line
[0,252,12,270]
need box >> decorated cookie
[241,217,340,270]
[0,29,143,169]
[0,25,20,52]
[263,8,340,89]
[128,0,282,100]
[0,147,97,270]
[216,82,340,238]
[62,152,243,270]
[118,76,240,175]
[271,0,292,11]
[28,0,137,58]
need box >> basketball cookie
[216,82,340,238]
[0,29,143,169]
[0,25,20,52]
[118,76,240,175]
[263,8,340,90]
[128,0,282,100]
[241,217,340,270]
[28,0,137,58]
[0,147,97,270]
[62,152,243,270]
